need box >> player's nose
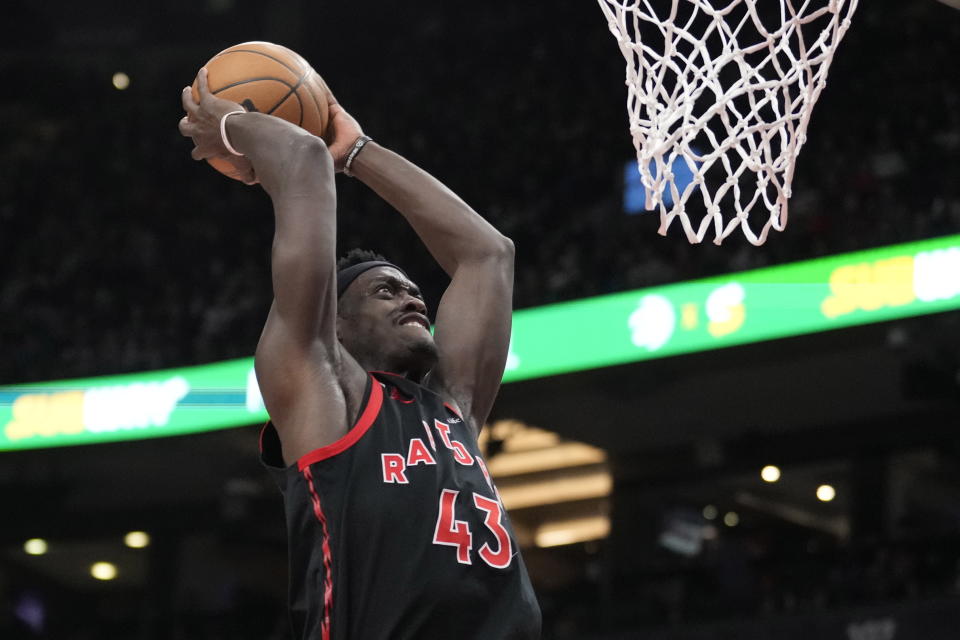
[400,294,427,316]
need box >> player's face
[338,267,438,373]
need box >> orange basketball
[190,41,331,180]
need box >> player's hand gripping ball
[187,41,332,181]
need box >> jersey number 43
[432,489,513,569]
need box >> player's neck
[343,341,433,381]
[348,351,400,377]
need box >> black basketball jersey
[260,371,542,640]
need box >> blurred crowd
[1,1,957,385]
[4,532,960,639]
[541,534,960,638]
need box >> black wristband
[343,135,372,177]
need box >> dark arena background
[2,1,960,638]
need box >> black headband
[336,261,407,298]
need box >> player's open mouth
[398,314,430,332]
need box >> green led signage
[502,234,960,382]
[4,234,960,450]
[0,360,267,451]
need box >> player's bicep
[429,245,514,430]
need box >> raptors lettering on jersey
[381,416,512,569]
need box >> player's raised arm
[179,69,366,465]
[344,124,514,434]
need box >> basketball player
[179,69,541,639]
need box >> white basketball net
[598,0,859,245]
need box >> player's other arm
[350,140,514,434]
[180,71,365,465]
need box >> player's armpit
[255,303,369,466]
[426,242,515,437]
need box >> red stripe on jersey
[258,421,268,454]
[303,466,334,640]
[297,375,385,470]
